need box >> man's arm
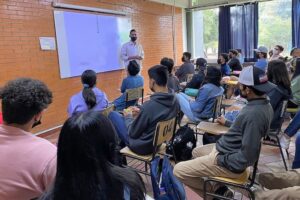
[42,156,56,191]
[189,86,209,113]
[125,108,149,139]
[120,78,127,93]
[217,118,262,173]
[175,65,184,78]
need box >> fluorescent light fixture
[52,2,126,16]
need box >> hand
[216,116,226,126]
[131,106,140,118]
[136,56,143,60]
[123,108,132,117]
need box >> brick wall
[0,0,183,132]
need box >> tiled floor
[40,120,295,200]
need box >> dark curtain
[230,3,258,62]
[292,0,300,47]
[218,6,231,55]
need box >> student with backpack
[174,66,274,198]
[109,65,179,155]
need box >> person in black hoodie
[109,65,179,155]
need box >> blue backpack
[150,156,186,200]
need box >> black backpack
[166,125,196,162]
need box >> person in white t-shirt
[121,29,144,70]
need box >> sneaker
[279,133,291,150]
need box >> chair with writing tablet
[120,117,177,175]
[125,87,144,109]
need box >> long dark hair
[52,111,145,200]
[267,60,291,93]
[81,70,97,109]
[292,58,300,80]
[203,66,222,87]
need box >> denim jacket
[190,83,224,120]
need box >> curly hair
[0,78,53,124]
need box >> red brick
[0,0,183,133]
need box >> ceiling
[149,0,272,9]
[148,0,190,8]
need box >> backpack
[166,125,196,162]
[150,156,186,200]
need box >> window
[203,9,219,60]
[258,0,292,56]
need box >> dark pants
[293,134,300,169]
[108,111,129,145]
[284,110,300,169]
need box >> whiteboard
[54,10,132,78]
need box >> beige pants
[173,144,244,197]
[255,169,300,200]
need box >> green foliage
[258,0,292,55]
[203,9,219,54]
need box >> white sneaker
[279,133,291,150]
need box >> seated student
[218,53,231,76]
[160,57,180,93]
[255,169,300,199]
[236,49,245,65]
[108,65,179,155]
[0,78,56,199]
[194,57,207,74]
[270,45,284,61]
[175,52,195,82]
[254,46,269,72]
[228,49,243,71]
[219,60,291,130]
[176,66,223,123]
[113,60,144,110]
[290,58,300,106]
[174,66,274,197]
[40,111,145,200]
[185,57,206,89]
[279,110,300,168]
[67,70,108,116]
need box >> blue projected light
[54,11,131,78]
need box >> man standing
[174,66,274,198]
[175,52,195,83]
[121,29,144,70]
[0,78,56,200]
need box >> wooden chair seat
[120,143,167,162]
[286,107,299,113]
[213,167,250,185]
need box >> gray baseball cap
[238,66,276,93]
[254,46,268,54]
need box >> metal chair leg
[286,149,290,159]
[277,136,288,171]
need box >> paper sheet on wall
[39,37,56,50]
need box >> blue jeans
[293,133,300,169]
[285,110,300,137]
[108,111,129,145]
[113,94,137,111]
[176,93,199,123]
